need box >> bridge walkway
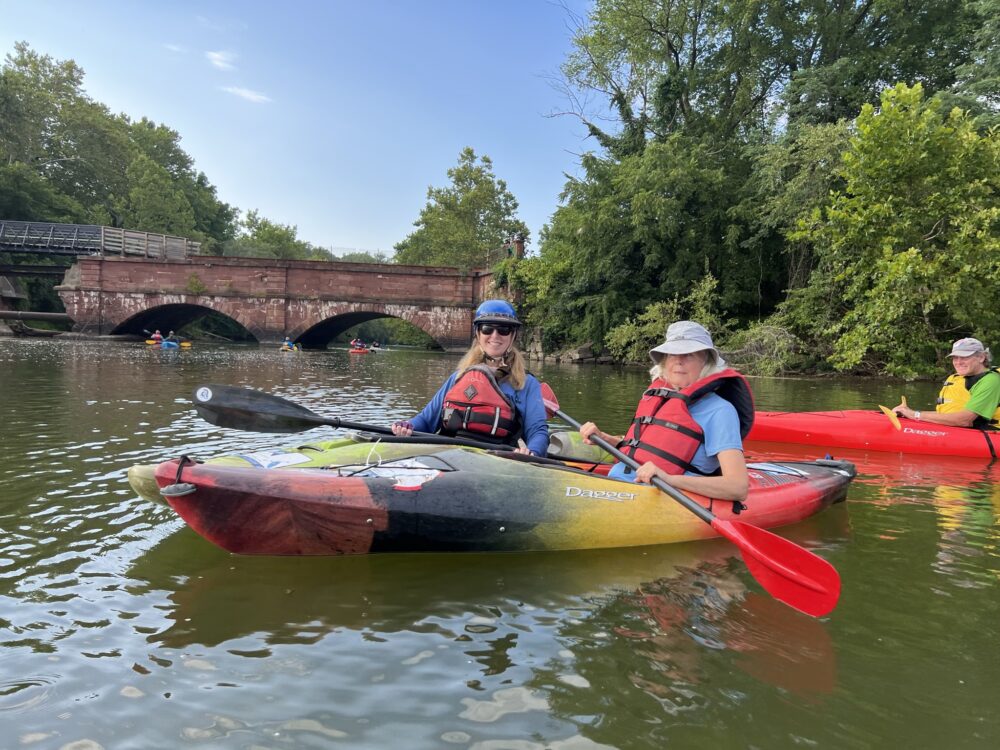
[0,221,200,259]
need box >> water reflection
[4,339,1000,747]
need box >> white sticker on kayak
[336,460,442,490]
[195,387,213,403]
[236,451,314,469]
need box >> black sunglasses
[478,324,514,337]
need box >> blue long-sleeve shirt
[409,372,550,456]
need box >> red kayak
[747,410,1000,458]
[349,348,369,354]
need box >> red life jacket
[620,369,755,475]
[441,365,521,443]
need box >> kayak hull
[148,442,854,556]
[748,410,1000,458]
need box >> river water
[1,339,997,749]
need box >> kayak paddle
[539,384,841,618]
[878,395,908,430]
[878,405,901,430]
[192,384,439,435]
[190,384,515,452]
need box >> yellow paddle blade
[878,405,901,431]
[145,339,157,344]
[180,342,192,348]
[901,396,908,407]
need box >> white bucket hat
[649,321,721,363]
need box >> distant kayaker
[893,337,1000,429]
[577,321,753,502]
[151,329,163,342]
[165,330,179,343]
[391,299,549,456]
[281,336,296,351]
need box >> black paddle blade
[192,384,332,433]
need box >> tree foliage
[220,209,334,260]
[394,147,529,269]
[527,0,998,374]
[783,83,1000,377]
[0,42,237,247]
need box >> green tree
[336,250,390,264]
[0,162,85,221]
[952,0,1000,125]
[784,83,1000,377]
[0,42,237,248]
[738,121,853,292]
[128,118,237,249]
[120,154,196,235]
[0,43,133,220]
[561,0,979,144]
[222,209,332,260]
[394,147,529,269]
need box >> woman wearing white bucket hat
[578,321,755,501]
[892,337,1000,428]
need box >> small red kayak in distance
[747,410,1000,458]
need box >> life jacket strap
[632,415,702,439]
[621,438,695,474]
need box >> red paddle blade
[540,382,560,419]
[712,518,841,618]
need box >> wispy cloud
[206,50,237,71]
[163,43,185,53]
[221,86,272,104]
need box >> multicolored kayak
[137,438,854,556]
[748,410,1000,458]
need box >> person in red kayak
[577,320,754,502]
[893,337,1000,428]
[390,299,549,456]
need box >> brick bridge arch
[57,256,495,351]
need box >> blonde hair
[455,336,527,389]
[650,349,725,384]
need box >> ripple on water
[0,674,58,713]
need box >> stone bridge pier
[57,256,495,350]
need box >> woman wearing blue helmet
[391,299,549,455]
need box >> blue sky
[1,1,596,256]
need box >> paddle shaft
[193,384,514,451]
[553,409,713,524]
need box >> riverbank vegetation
[2,0,998,374]
[505,0,999,378]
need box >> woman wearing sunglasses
[391,299,549,456]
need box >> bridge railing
[0,221,199,258]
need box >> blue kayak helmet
[473,299,522,328]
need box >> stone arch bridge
[56,256,495,350]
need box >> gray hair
[650,349,728,382]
